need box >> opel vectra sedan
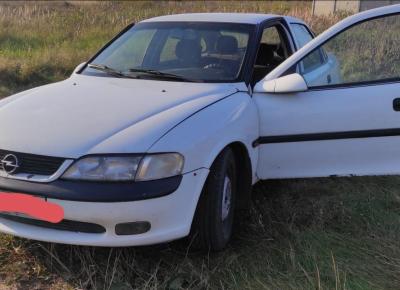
[0,5,399,250]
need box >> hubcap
[221,175,232,221]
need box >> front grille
[0,213,106,234]
[0,149,65,176]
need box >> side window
[291,24,313,48]
[260,25,288,59]
[302,48,326,74]
[291,24,326,74]
[298,13,400,88]
[261,26,281,46]
[253,25,290,84]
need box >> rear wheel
[190,147,237,251]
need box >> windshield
[82,22,255,82]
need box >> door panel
[255,82,400,179]
[254,5,400,179]
[256,83,399,136]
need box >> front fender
[148,92,259,182]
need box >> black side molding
[0,175,182,202]
[254,128,400,146]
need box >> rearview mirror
[254,73,308,94]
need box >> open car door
[253,5,400,179]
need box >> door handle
[393,98,400,111]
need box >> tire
[190,147,237,251]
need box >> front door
[254,5,400,179]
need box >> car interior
[153,29,248,81]
[162,24,291,84]
[251,24,290,85]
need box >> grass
[1,1,400,289]
[1,177,400,289]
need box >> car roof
[141,13,305,25]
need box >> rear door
[253,5,400,179]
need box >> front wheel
[190,147,237,251]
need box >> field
[0,1,400,289]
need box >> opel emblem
[0,154,19,175]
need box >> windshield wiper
[128,68,200,82]
[87,63,134,79]
[88,64,199,82]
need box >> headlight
[135,153,184,181]
[62,153,184,182]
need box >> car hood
[0,74,242,158]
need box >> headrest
[256,43,276,66]
[216,35,239,54]
[175,39,202,61]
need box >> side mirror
[72,62,87,75]
[254,73,308,94]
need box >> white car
[0,5,399,250]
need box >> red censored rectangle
[0,192,64,223]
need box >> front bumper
[0,174,183,202]
[0,168,209,247]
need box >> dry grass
[1,177,400,289]
[1,1,399,290]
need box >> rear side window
[291,24,314,49]
[291,23,326,74]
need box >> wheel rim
[221,175,232,221]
